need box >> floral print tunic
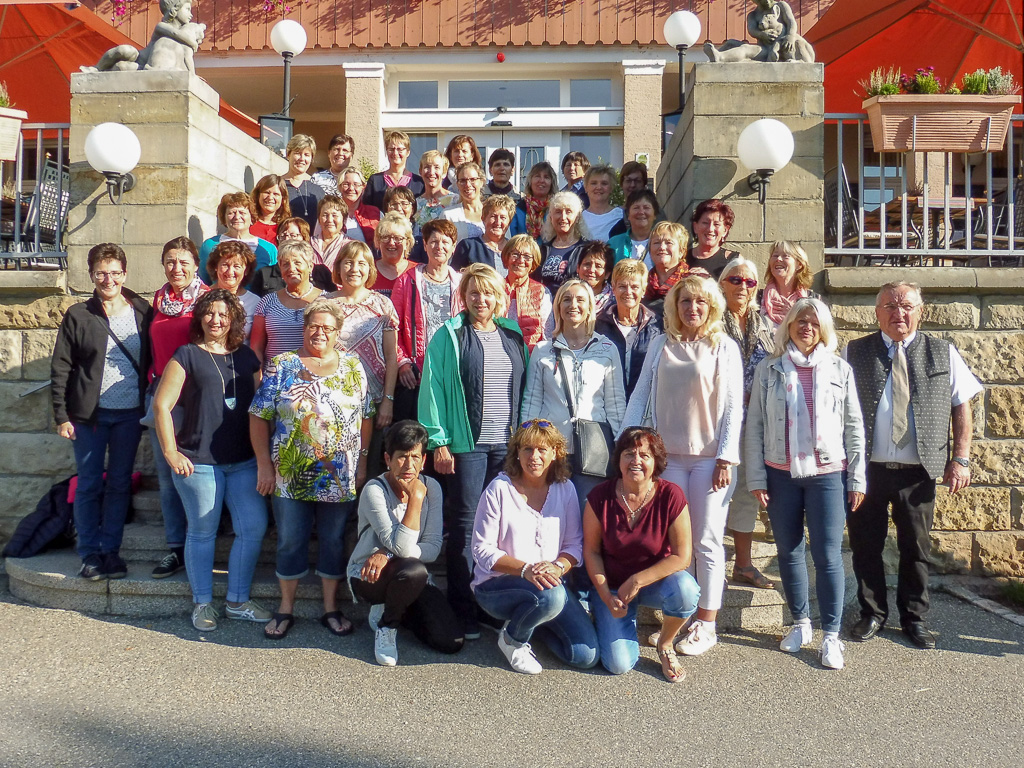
[249,351,373,502]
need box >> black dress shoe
[902,621,937,649]
[849,615,885,642]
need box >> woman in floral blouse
[250,300,374,641]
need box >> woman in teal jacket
[418,263,529,638]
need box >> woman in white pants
[621,275,743,656]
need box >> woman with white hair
[537,191,591,293]
[250,240,326,366]
[719,257,776,588]
[745,298,865,670]
[622,275,743,658]
[521,278,627,508]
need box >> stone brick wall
[826,267,1024,578]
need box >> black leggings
[352,557,464,654]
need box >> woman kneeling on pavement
[471,420,599,675]
[583,427,700,682]
[349,420,464,666]
[152,289,268,631]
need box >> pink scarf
[154,276,208,317]
[761,282,807,327]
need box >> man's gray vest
[846,331,952,478]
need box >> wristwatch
[951,457,969,468]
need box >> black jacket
[50,288,153,425]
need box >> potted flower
[861,66,1021,153]
[0,82,27,162]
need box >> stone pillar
[68,71,287,294]
[343,63,386,173]
[658,62,825,272]
[621,60,666,182]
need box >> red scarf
[523,195,549,239]
[506,278,546,349]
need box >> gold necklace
[618,480,653,526]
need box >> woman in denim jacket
[745,298,865,671]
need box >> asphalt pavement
[0,589,1021,768]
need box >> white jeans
[662,455,736,612]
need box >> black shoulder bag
[555,348,614,478]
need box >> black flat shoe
[849,615,885,642]
[902,621,936,649]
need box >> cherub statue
[704,0,815,63]
[82,0,206,73]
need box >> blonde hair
[610,257,648,286]
[482,194,516,220]
[541,191,590,242]
[650,221,689,254]
[384,130,411,150]
[459,263,508,317]
[552,279,597,338]
[303,299,343,327]
[502,234,542,272]
[772,297,839,356]
[765,240,813,291]
[718,256,761,313]
[663,275,726,346]
[419,150,449,174]
[375,211,415,253]
[332,241,378,289]
[286,134,316,156]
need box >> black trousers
[352,557,464,654]
[848,462,936,625]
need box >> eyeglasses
[92,270,125,281]
[521,419,554,429]
[379,235,405,244]
[507,251,533,261]
[881,302,920,313]
[724,275,758,289]
[457,177,483,185]
[307,324,339,334]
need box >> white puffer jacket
[520,333,627,448]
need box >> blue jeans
[764,466,848,633]
[474,575,599,668]
[446,444,506,622]
[272,496,355,580]
[71,407,143,559]
[172,458,268,604]
[147,411,187,548]
[592,571,700,675]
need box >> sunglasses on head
[521,419,554,429]
[725,275,758,289]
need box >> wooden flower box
[862,94,1020,153]
[0,106,27,161]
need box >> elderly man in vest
[845,281,982,649]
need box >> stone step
[128,489,165,527]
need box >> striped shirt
[766,364,846,475]
[476,327,514,444]
[255,292,308,362]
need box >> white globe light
[737,118,794,172]
[663,11,701,49]
[84,123,141,175]
[271,20,307,57]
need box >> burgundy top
[587,478,687,590]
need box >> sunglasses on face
[724,275,758,289]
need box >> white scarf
[779,341,832,478]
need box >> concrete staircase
[3,487,857,632]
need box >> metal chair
[1,157,69,269]
[824,164,916,266]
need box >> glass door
[443,130,564,194]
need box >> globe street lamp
[84,122,141,205]
[270,19,308,117]
[738,118,795,240]
[663,11,702,112]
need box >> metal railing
[824,113,1024,267]
[0,123,70,270]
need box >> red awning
[806,0,1024,114]
[0,1,260,134]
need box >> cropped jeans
[172,458,267,605]
[474,575,599,669]
[764,465,847,633]
[71,407,143,559]
[591,571,700,675]
[272,496,355,580]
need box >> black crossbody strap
[98,311,142,377]
[555,348,576,419]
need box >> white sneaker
[780,621,813,653]
[497,627,543,675]
[368,603,384,632]
[820,635,846,670]
[374,626,398,666]
[675,621,718,656]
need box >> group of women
[51,132,857,678]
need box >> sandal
[732,565,776,590]
[320,610,354,637]
[264,613,295,640]
[658,647,686,683]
